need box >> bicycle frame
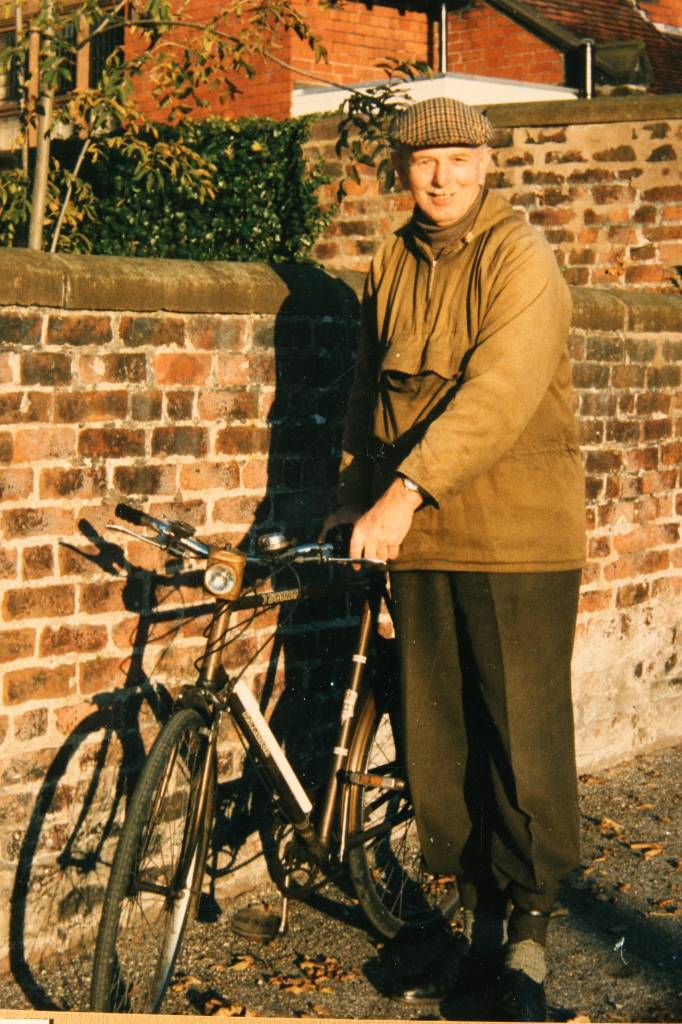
[184,568,387,875]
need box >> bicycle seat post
[316,598,374,852]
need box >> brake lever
[107,523,166,549]
[107,523,186,558]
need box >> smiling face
[395,144,493,225]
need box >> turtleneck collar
[410,188,486,257]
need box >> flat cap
[389,96,494,149]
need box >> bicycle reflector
[204,549,245,600]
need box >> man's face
[395,145,493,225]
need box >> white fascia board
[291,71,577,117]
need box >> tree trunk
[27,0,55,251]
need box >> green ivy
[0,115,331,261]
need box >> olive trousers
[389,569,582,916]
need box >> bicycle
[89,503,458,1014]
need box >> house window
[0,31,21,103]
[56,21,78,94]
[89,22,124,85]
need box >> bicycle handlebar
[110,503,385,571]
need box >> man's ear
[391,149,410,189]
[478,146,494,183]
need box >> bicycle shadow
[8,520,215,1010]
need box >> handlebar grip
[115,503,156,528]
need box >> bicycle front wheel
[90,707,215,1013]
[346,690,458,938]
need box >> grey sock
[505,939,547,984]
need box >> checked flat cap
[390,96,494,148]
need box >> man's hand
[349,478,422,565]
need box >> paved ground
[1,744,681,1021]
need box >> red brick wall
[638,0,682,27]
[447,0,564,84]
[308,95,682,292]
[0,257,680,979]
[123,0,563,120]
[288,0,435,89]
[126,0,295,121]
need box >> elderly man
[326,97,585,1020]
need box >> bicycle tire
[90,707,215,1013]
[346,689,458,937]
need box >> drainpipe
[440,0,448,73]
[581,38,594,98]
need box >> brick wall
[308,93,682,291]
[447,1,564,84]
[0,251,680,977]
[639,0,682,28]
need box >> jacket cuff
[397,454,440,508]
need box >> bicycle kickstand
[278,895,289,935]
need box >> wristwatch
[400,475,424,498]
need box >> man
[325,97,585,1020]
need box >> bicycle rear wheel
[90,707,215,1013]
[346,690,458,938]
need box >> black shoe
[494,967,547,1021]
[387,953,464,1003]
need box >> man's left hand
[349,477,422,565]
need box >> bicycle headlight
[204,548,246,600]
[205,564,237,596]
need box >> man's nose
[432,160,451,188]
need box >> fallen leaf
[629,841,665,859]
[171,974,204,992]
[615,882,632,893]
[634,802,654,811]
[228,955,256,972]
[599,816,624,835]
[213,1003,249,1017]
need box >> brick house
[287,0,682,120]
[1,0,681,129]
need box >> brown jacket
[337,191,586,571]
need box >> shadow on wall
[7,265,389,1009]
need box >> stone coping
[306,93,682,142]
[0,250,679,331]
[483,93,682,128]
[0,249,364,316]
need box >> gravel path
[1,744,681,1021]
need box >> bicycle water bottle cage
[204,548,246,599]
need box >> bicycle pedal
[231,903,282,941]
